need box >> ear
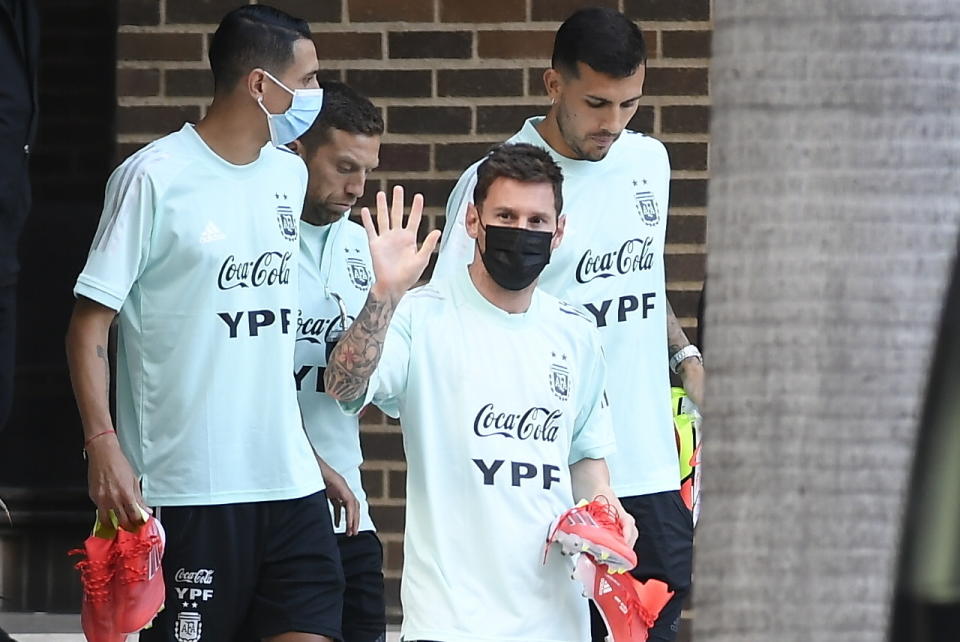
[465,202,480,240]
[544,68,563,104]
[552,215,566,251]
[287,138,306,159]
[247,68,268,101]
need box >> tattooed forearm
[96,344,110,395]
[666,299,691,358]
[324,291,398,402]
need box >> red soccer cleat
[546,498,638,572]
[113,511,166,633]
[573,556,673,642]
[69,515,125,642]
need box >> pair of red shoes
[69,510,166,642]
[547,499,673,642]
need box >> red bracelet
[84,429,116,449]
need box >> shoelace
[585,497,624,536]
[115,534,161,584]
[68,549,114,603]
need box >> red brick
[370,505,405,532]
[359,431,405,460]
[346,69,432,98]
[388,107,471,135]
[662,105,710,134]
[386,539,404,571]
[436,142,496,171]
[665,214,706,245]
[383,180,458,210]
[116,33,204,62]
[349,0,433,22]
[665,288,704,315]
[116,69,160,97]
[669,178,707,207]
[625,0,710,22]
[477,104,545,134]
[528,67,549,95]
[360,467,384,498]
[165,69,214,97]
[438,69,523,97]
[388,470,406,498]
[531,0,618,22]
[268,0,342,22]
[643,67,708,96]
[662,31,712,59]
[441,0,525,22]
[166,0,241,24]
[665,252,706,282]
[664,142,708,171]
[378,144,431,172]
[118,0,159,26]
[116,106,201,135]
[627,106,655,134]
[478,31,555,59]
[313,32,382,60]
[389,31,472,59]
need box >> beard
[556,103,618,162]
[303,199,346,226]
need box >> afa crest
[175,611,202,642]
[276,193,297,241]
[549,352,570,401]
[634,189,660,227]
[347,257,371,290]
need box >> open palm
[362,186,441,300]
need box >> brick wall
[114,0,710,621]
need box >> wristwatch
[669,345,703,375]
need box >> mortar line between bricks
[667,281,707,291]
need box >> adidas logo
[599,577,613,596]
[200,221,226,243]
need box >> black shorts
[140,491,345,642]
[590,490,693,642]
[337,531,386,642]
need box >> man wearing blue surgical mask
[66,5,349,642]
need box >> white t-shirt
[340,268,615,642]
[74,123,325,506]
[434,117,677,497]
[296,215,376,533]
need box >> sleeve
[337,296,413,419]
[73,160,157,311]
[569,335,617,465]
[432,165,479,280]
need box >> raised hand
[362,186,441,303]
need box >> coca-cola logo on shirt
[296,313,355,344]
[576,236,655,284]
[175,568,214,585]
[473,403,561,443]
[217,251,292,290]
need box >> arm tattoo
[96,344,110,395]
[324,291,398,402]
[666,300,691,358]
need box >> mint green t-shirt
[341,268,615,642]
[74,124,324,506]
[435,117,677,498]
[296,216,376,533]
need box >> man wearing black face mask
[323,143,637,642]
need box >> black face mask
[478,221,554,291]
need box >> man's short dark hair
[300,81,384,149]
[474,143,564,217]
[209,5,312,93]
[552,7,646,78]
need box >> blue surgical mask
[257,70,324,146]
